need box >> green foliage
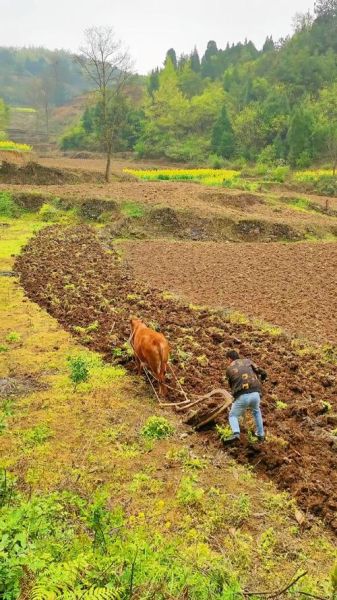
[67,355,90,390]
[39,203,60,222]
[141,416,174,440]
[275,400,288,410]
[73,321,99,344]
[0,485,241,599]
[211,104,235,159]
[287,106,315,166]
[265,166,290,183]
[0,192,18,218]
[60,92,142,153]
[24,425,51,447]
[207,154,226,169]
[121,202,145,218]
[215,424,233,441]
[60,122,91,151]
[5,331,21,343]
[331,560,337,596]
[316,174,337,196]
[0,97,9,131]
[177,476,205,506]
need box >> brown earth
[15,225,337,533]
[122,240,337,345]
[2,177,337,242]
[0,160,106,185]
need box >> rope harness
[128,329,233,429]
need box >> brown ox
[130,318,170,396]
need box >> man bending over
[224,349,267,444]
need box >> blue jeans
[229,392,264,437]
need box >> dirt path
[122,239,337,344]
[15,225,337,533]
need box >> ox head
[130,317,143,333]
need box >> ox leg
[135,355,142,375]
[159,380,167,397]
[159,365,168,397]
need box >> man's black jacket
[226,358,267,399]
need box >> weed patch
[121,201,145,218]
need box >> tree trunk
[45,102,49,139]
[105,149,111,182]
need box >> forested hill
[2,0,337,166]
[0,47,91,106]
[134,0,337,165]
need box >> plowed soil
[122,240,337,344]
[15,226,337,533]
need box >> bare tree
[77,26,133,182]
[27,74,54,138]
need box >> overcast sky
[1,0,315,74]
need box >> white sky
[0,0,315,74]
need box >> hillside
[0,47,90,107]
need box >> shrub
[60,123,91,151]
[316,175,337,197]
[208,154,225,169]
[296,151,312,169]
[0,192,18,217]
[257,145,277,166]
[39,203,59,222]
[265,166,290,183]
[177,476,205,506]
[216,424,233,441]
[67,355,90,390]
[141,416,174,439]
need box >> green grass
[0,215,45,270]
[121,201,145,218]
[10,106,37,113]
[282,197,315,212]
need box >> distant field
[122,239,337,344]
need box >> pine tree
[314,0,337,18]
[165,48,177,69]
[211,104,235,158]
[147,68,160,96]
[262,36,275,52]
[190,47,201,72]
[201,41,219,78]
[287,106,314,165]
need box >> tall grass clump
[0,191,18,217]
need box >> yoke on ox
[130,318,170,397]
